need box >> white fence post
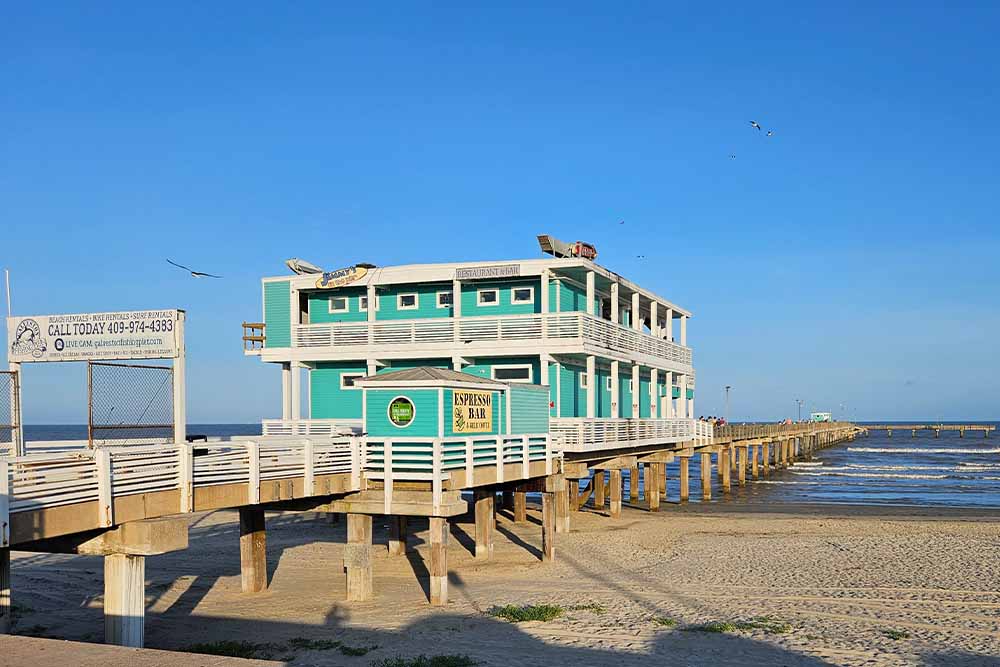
[495,437,504,483]
[521,435,529,478]
[545,435,553,475]
[465,438,474,484]
[351,436,362,491]
[96,449,114,527]
[178,445,193,513]
[383,439,393,515]
[247,442,260,504]
[432,438,442,516]
[304,439,315,496]
[0,460,9,547]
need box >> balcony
[283,312,692,370]
[550,417,713,453]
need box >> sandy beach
[8,500,1000,666]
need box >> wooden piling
[762,442,770,476]
[474,488,494,559]
[700,452,712,500]
[388,516,407,556]
[239,507,267,593]
[594,471,605,509]
[660,464,668,499]
[541,492,555,562]
[513,487,527,523]
[738,446,747,486]
[0,548,9,634]
[345,513,374,601]
[609,469,623,519]
[428,517,448,606]
[648,463,661,511]
[629,466,639,503]
[721,449,731,493]
[556,479,571,534]
[751,445,759,479]
[679,456,690,502]
[104,553,145,647]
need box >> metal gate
[0,370,21,456]
[87,362,174,447]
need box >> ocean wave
[791,471,949,480]
[846,447,1000,454]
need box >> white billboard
[7,309,182,363]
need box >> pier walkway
[862,424,994,437]
[0,421,859,649]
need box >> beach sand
[8,501,1000,666]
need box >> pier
[862,424,994,438]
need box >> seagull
[750,120,762,131]
[766,130,774,137]
[729,154,737,159]
[636,254,646,260]
[166,259,223,278]
[619,220,625,225]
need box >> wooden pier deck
[0,422,860,649]
[862,424,994,437]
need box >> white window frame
[359,295,380,312]
[397,293,419,311]
[340,372,364,390]
[491,364,534,384]
[477,288,499,306]
[511,285,534,305]
[328,296,350,314]
[436,291,453,309]
[579,372,589,389]
[605,376,613,391]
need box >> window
[397,293,418,310]
[579,372,589,389]
[511,286,534,305]
[328,296,349,313]
[437,291,453,308]
[359,295,380,312]
[340,372,364,390]
[605,376,613,391]
[477,289,499,306]
[492,365,533,383]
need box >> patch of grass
[184,640,275,659]
[651,617,678,627]
[288,637,343,651]
[569,602,607,615]
[684,617,791,635]
[487,604,564,623]
[882,629,910,640]
[370,656,478,667]
[340,643,378,656]
[18,624,49,637]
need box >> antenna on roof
[285,258,325,275]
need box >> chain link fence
[88,362,173,447]
[0,370,20,456]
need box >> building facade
[245,255,701,454]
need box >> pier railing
[290,312,693,369]
[713,422,855,442]
[261,419,362,436]
[550,417,710,452]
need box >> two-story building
[244,248,703,457]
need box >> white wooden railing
[292,312,693,367]
[364,434,557,514]
[261,419,362,436]
[0,438,362,545]
[549,417,711,453]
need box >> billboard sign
[7,309,182,363]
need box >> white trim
[579,371,589,389]
[387,395,416,428]
[605,376,613,392]
[477,288,499,306]
[491,363,533,384]
[328,295,350,313]
[397,292,419,310]
[436,291,453,309]
[359,294,380,312]
[511,285,534,305]
[340,372,364,390]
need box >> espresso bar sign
[452,389,493,433]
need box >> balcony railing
[291,312,693,367]
[261,419,362,437]
[550,417,712,453]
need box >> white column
[451,356,463,371]
[366,284,376,323]
[452,279,462,342]
[540,271,549,338]
[610,360,619,418]
[650,368,659,418]
[678,374,688,418]
[290,362,301,420]
[586,355,596,418]
[104,554,145,647]
[610,283,619,324]
[585,271,595,316]
[554,278,561,312]
[663,372,673,417]
[367,359,378,376]
[631,293,641,331]
[680,315,688,346]
[631,364,640,416]
[540,354,550,387]
[665,308,673,341]
[172,311,186,445]
[650,302,659,338]
[554,360,562,417]
[281,362,292,419]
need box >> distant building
[810,412,833,423]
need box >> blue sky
[2,3,998,423]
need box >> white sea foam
[791,462,825,467]
[847,447,1000,454]
[791,471,949,480]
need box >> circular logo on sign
[388,396,416,428]
[11,318,47,359]
[55,338,65,351]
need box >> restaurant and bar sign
[7,310,181,363]
[454,264,520,280]
[452,389,493,433]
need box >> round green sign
[388,396,415,428]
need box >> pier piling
[648,463,661,511]
[738,447,747,486]
[629,466,639,503]
[239,507,267,593]
[345,513,374,602]
[0,548,9,634]
[388,516,407,556]
[474,489,494,559]
[104,553,145,647]
[513,488,527,523]
[609,469,623,518]
[679,456,690,502]
[701,452,712,499]
[428,517,449,605]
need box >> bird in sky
[636,254,646,260]
[767,130,774,137]
[166,259,223,278]
[729,154,737,159]
[619,220,625,225]
[750,120,762,131]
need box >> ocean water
[24,423,261,442]
[734,421,1000,508]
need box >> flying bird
[750,120,762,131]
[766,130,774,137]
[619,220,625,225]
[636,254,646,260]
[166,259,223,278]
[729,154,737,159]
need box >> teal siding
[672,386,681,399]
[310,361,367,419]
[558,363,588,417]
[378,283,453,320]
[509,385,549,434]
[548,361,558,417]
[366,388,441,437]
[263,281,291,348]
[380,358,451,373]
[555,280,589,313]
[463,356,540,384]
[639,372,651,418]
[619,373,633,418]
[308,287,368,323]
[443,388,502,437]
[596,366,611,418]
[686,388,694,400]
[460,278,542,316]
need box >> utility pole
[796,399,804,422]
[724,385,731,423]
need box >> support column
[660,462,667,499]
[0,548,9,634]
[474,489,494,559]
[763,442,770,476]
[738,447,747,486]
[104,554,145,647]
[452,279,462,342]
[542,492,555,562]
[650,302,659,338]
[610,282,620,324]
[586,355,596,418]
[290,362,301,421]
[631,364,640,418]
[609,469,623,519]
[679,456,690,502]
[610,360,620,418]
[555,478,571,534]
[594,471,605,509]
[239,507,267,593]
[172,311,186,445]
[585,270,595,316]
[650,368,659,418]
[721,449,731,493]
[751,445,760,479]
[388,516,408,556]
[717,450,725,481]
[280,362,292,419]
[513,487,527,523]
[680,314,687,346]
[629,466,639,503]
[631,292,641,331]
[665,309,673,342]
[345,513,373,601]
[677,375,688,418]
[648,463,661,512]
[700,453,712,500]
[428,517,448,606]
